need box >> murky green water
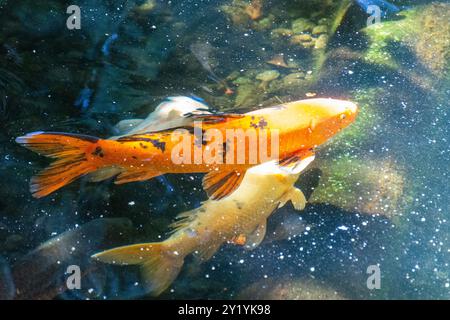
[0,0,449,299]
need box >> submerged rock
[308,156,406,219]
[312,24,328,35]
[221,0,264,27]
[314,34,328,49]
[270,28,294,38]
[362,3,450,87]
[254,15,274,31]
[234,83,261,108]
[282,72,306,87]
[7,218,134,300]
[291,18,315,34]
[134,0,157,14]
[290,33,313,44]
[256,70,280,89]
[238,276,347,300]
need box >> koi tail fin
[15,131,100,198]
[92,242,184,296]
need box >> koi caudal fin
[92,242,184,296]
[15,131,100,198]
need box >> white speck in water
[128,201,135,206]
[310,267,315,272]
[338,225,349,231]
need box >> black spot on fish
[234,200,244,210]
[121,136,165,152]
[91,146,104,157]
[250,121,258,129]
[132,156,138,160]
[149,139,166,152]
[258,117,268,129]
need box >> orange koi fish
[16,98,357,199]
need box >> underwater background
[0,0,449,299]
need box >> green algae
[309,154,407,220]
[363,3,450,78]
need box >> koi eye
[340,113,346,120]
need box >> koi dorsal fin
[279,149,315,167]
[202,169,245,200]
[184,113,244,124]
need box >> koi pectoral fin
[278,187,307,211]
[114,169,162,184]
[202,169,245,200]
[289,188,307,211]
[88,167,122,182]
[244,222,267,250]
